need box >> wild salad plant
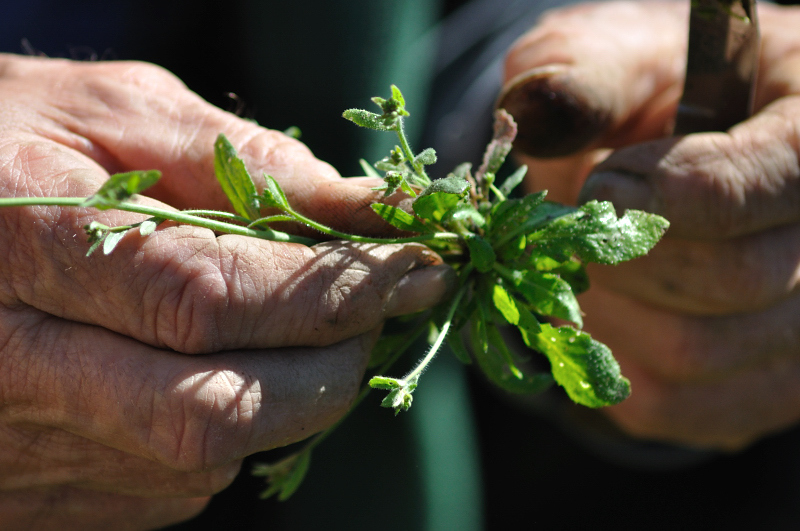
[0,86,669,499]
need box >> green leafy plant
[0,85,669,499]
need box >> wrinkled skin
[504,1,800,451]
[0,54,451,530]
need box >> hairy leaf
[528,324,630,407]
[530,200,670,265]
[213,134,260,220]
[465,234,496,273]
[342,109,393,131]
[371,204,431,233]
[81,170,161,210]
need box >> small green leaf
[528,324,630,407]
[490,283,541,335]
[465,234,496,273]
[213,134,260,220]
[260,174,291,211]
[491,284,519,324]
[81,170,161,210]
[418,175,470,198]
[412,176,470,223]
[277,451,311,501]
[413,148,437,166]
[342,109,393,131]
[442,204,486,229]
[254,451,311,501]
[369,376,404,391]
[529,200,670,265]
[102,231,126,255]
[371,204,431,233]
[499,165,528,197]
[503,270,583,328]
[138,219,158,236]
[390,84,406,109]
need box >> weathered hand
[0,55,450,529]
[501,1,800,451]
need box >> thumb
[498,1,687,158]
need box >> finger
[0,137,450,351]
[0,489,209,531]
[2,305,374,473]
[0,55,390,236]
[602,349,800,451]
[585,221,800,315]
[0,424,242,497]
[577,285,800,387]
[499,0,687,157]
[580,96,800,239]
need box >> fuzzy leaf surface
[213,134,260,220]
[530,200,669,265]
[371,204,431,233]
[528,324,630,407]
[81,170,161,210]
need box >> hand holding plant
[0,54,450,528]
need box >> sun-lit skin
[0,54,451,530]
[505,0,800,450]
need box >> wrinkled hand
[501,1,800,451]
[0,55,450,529]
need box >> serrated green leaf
[213,134,260,220]
[102,231,126,255]
[528,324,630,407]
[465,234,495,273]
[499,164,528,197]
[529,200,669,265]
[81,170,161,210]
[413,148,437,166]
[371,204,431,233]
[342,109,393,131]
[260,174,291,211]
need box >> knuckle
[154,368,259,473]
[139,238,228,354]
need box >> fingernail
[578,171,657,213]
[497,65,608,158]
[385,265,455,317]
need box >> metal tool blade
[674,0,760,134]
